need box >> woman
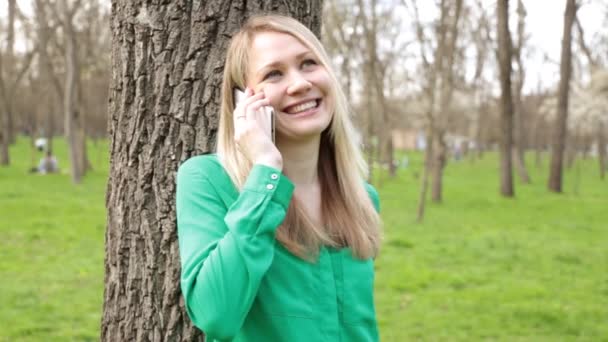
[176,15,382,341]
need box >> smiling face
[247,31,334,142]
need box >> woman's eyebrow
[256,51,313,76]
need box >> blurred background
[0,0,606,340]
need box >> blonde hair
[216,15,381,260]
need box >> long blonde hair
[216,15,381,260]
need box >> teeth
[287,100,317,114]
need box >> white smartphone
[233,88,275,143]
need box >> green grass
[1,138,607,341]
[374,153,608,341]
[0,137,108,341]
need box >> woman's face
[247,31,333,142]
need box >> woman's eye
[263,70,282,81]
[302,59,317,68]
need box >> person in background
[38,150,59,174]
[176,15,382,341]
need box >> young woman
[176,15,382,341]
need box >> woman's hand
[234,88,283,170]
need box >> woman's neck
[277,135,320,187]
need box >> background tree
[430,0,463,203]
[357,0,402,181]
[0,0,35,165]
[496,0,515,197]
[573,14,607,180]
[469,0,492,161]
[102,1,323,340]
[50,0,91,183]
[512,0,531,184]
[34,0,63,154]
[402,0,464,220]
[548,0,579,192]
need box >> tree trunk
[102,1,323,341]
[512,92,531,184]
[417,125,433,222]
[65,19,85,184]
[6,0,16,144]
[548,0,578,193]
[534,109,543,168]
[513,63,530,184]
[476,102,485,160]
[497,0,515,197]
[0,0,17,165]
[431,0,462,203]
[566,134,577,169]
[0,132,8,165]
[387,137,396,177]
[431,130,446,203]
[35,0,59,154]
[598,122,606,180]
[511,0,530,184]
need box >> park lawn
[374,153,608,341]
[0,138,108,341]
[1,137,607,341]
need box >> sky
[1,0,606,94]
[403,0,606,93]
[525,0,605,91]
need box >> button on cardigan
[176,154,380,341]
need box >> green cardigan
[176,154,380,341]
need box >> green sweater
[176,154,380,341]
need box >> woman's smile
[282,99,322,116]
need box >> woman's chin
[276,112,332,140]
[276,124,330,142]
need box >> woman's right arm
[176,158,293,340]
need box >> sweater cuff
[243,164,294,209]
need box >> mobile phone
[233,88,275,143]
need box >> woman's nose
[286,73,312,95]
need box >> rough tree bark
[102,1,323,341]
[497,0,515,197]
[548,0,578,192]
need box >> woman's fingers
[234,90,266,120]
[245,98,270,121]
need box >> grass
[1,137,607,341]
[374,152,608,341]
[0,138,108,342]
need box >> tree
[34,0,63,154]
[430,0,463,203]
[573,15,607,180]
[548,0,579,193]
[512,0,531,184]
[51,0,91,183]
[0,0,15,165]
[0,0,35,165]
[469,0,492,161]
[403,0,464,221]
[102,1,323,340]
[496,0,515,197]
[356,0,401,181]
